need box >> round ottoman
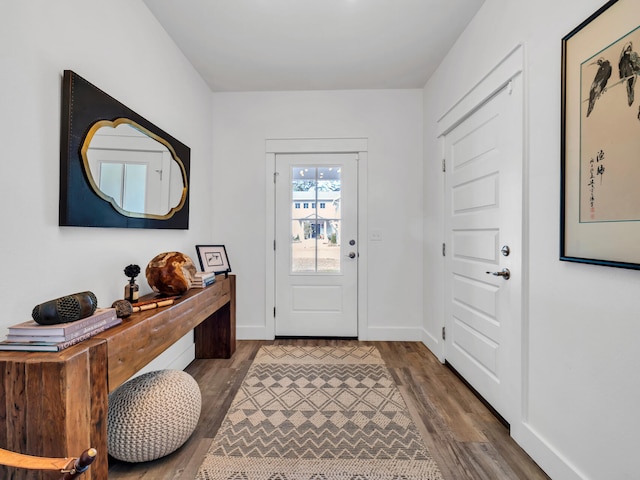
[107,369,201,463]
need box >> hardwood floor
[108,340,550,479]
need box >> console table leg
[194,275,236,359]
[0,341,108,480]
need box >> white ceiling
[142,0,484,92]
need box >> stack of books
[0,308,121,352]
[192,271,216,288]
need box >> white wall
[211,90,424,340]
[423,1,640,479]
[0,1,213,374]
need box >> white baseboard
[238,325,428,342]
[237,325,274,340]
[364,326,425,342]
[512,422,586,480]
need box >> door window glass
[290,166,341,273]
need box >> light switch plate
[370,229,383,241]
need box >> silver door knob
[347,252,357,259]
[486,268,510,280]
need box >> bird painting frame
[561,0,640,270]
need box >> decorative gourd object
[145,252,196,295]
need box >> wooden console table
[0,274,235,480]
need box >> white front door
[274,153,358,337]
[443,77,523,424]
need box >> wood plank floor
[108,340,550,479]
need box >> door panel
[275,153,358,337]
[453,174,499,211]
[453,230,499,261]
[444,78,522,424]
[292,285,342,311]
[453,317,499,377]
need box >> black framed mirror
[60,70,190,229]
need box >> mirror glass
[81,120,187,219]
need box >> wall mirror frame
[60,70,190,229]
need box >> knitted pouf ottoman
[107,369,201,463]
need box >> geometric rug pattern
[196,345,444,480]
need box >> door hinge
[442,326,446,340]
[442,159,446,172]
[274,239,276,251]
[273,307,276,317]
[442,243,446,256]
[273,171,279,183]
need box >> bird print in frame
[561,0,640,269]
[579,24,640,223]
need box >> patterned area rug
[196,345,443,480]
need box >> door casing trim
[436,43,527,441]
[265,138,368,340]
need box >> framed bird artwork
[561,0,640,270]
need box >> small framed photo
[195,245,231,274]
